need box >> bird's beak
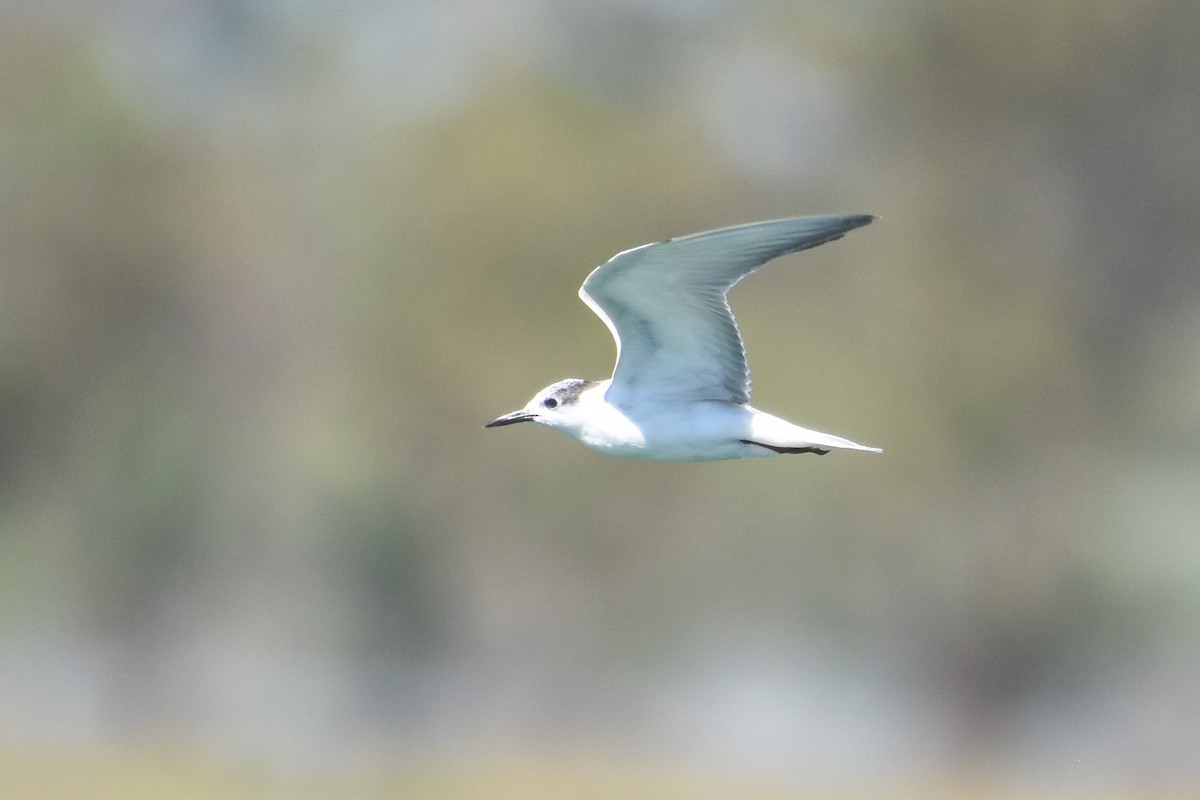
[484,410,535,428]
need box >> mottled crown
[544,378,596,405]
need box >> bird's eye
[543,397,558,409]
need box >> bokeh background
[3,1,1199,798]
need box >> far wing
[579,215,873,406]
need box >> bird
[485,215,881,461]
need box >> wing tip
[822,214,875,235]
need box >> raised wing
[579,215,873,406]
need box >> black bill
[484,410,535,428]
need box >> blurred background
[2,1,1199,797]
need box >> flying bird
[485,215,880,461]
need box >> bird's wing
[579,215,873,406]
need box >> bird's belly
[578,402,765,461]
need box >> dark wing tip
[774,213,876,257]
[822,214,875,235]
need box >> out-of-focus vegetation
[2,1,1198,797]
[7,747,1200,800]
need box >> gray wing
[579,215,873,406]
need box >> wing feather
[579,215,873,405]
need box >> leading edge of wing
[581,214,874,301]
[651,213,875,270]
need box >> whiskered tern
[486,215,880,461]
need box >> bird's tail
[746,411,882,455]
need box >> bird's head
[485,378,598,432]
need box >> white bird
[485,215,881,461]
